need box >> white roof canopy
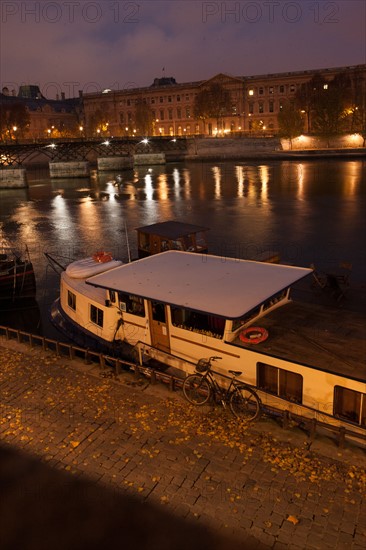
[86,251,312,319]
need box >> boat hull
[50,298,136,361]
[0,261,36,300]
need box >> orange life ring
[239,326,268,344]
[92,251,113,263]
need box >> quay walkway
[0,337,365,549]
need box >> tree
[347,70,366,146]
[134,101,154,136]
[311,73,351,146]
[277,101,304,149]
[88,108,109,137]
[194,82,231,133]
[0,102,30,141]
[295,74,326,133]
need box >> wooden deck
[233,297,366,382]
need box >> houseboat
[51,250,366,437]
[0,242,36,301]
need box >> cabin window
[90,304,104,327]
[118,292,145,317]
[151,301,166,323]
[334,386,366,426]
[138,232,150,252]
[171,307,225,339]
[171,239,184,250]
[232,307,261,332]
[195,231,207,250]
[257,362,303,404]
[232,290,287,333]
[67,290,76,311]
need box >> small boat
[136,221,209,258]
[50,249,366,439]
[0,240,36,301]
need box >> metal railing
[1,324,365,449]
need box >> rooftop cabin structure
[136,221,209,258]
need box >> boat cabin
[136,221,209,258]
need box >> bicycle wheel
[183,374,211,405]
[229,385,261,421]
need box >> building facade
[82,64,366,138]
[0,85,82,141]
[1,65,365,141]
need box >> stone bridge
[0,137,189,167]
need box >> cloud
[1,0,364,98]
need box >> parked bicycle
[182,356,261,421]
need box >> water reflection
[0,160,364,289]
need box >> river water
[0,158,365,335]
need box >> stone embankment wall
[186,137,282,159]
[281,134,364,150]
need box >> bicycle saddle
[229,370,242,376]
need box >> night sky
[1,0,365,98]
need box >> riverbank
[183,148,366,162]
[0,338,365,549]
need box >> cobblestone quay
[0,340,365,549]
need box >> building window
[168,96,172,102]
[248,89,254,96]
[259,87,264,95]
[257,362,303,404]
[177,107,181,119]
[127,99,131,106]
[168,109,173,120]
[90,304,104,327]
[279,101,283,111]
[67,290,76,311]
[159,96,163,103]
[186,107,190,118]
[119,112,124,123]
[159,109,164,121]
[195,123,200,134]
[279,85,285,93]
[258,102,264,114]
[186,124,191,134]
[151,98,155,104]
[269,101,274,113]
[118,292,145,317]
[169,126,174,136]
[269,87,274,94]
[185,94,189,101]
[177,95,181,102]
[323,84,328,90]
[334,386,366,426]
[290,84,296,92]
[248,103,254,114]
